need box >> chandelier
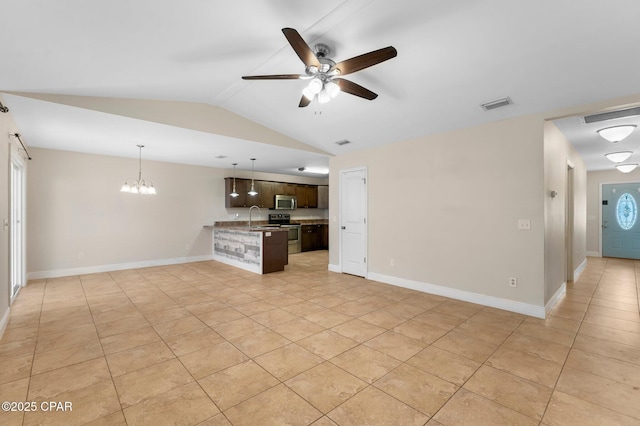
[120,145,156,194]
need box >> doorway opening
[10,151,26,302]
[565,161,575,282]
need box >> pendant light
[230,163,239,198]
[248,158,258,196]
[120,145,156,194]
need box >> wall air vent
[581,106,640,124]
[480,97,513,111]
[335,139,351,146]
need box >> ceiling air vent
[581,106,640,124]
[335,139,351,146]
[214,155,228,159]
[480,97,512,111]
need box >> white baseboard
[27,255,215,280]
[545,282,567,316]
[574,258,587,282]
[0,307,10,341]
[586,251,601,257]
[328,264,341,273]
[368,272,545,319]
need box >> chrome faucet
[249,205,261,228]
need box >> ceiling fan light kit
[242,27,397,107]
[597,125,636,143]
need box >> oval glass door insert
[616,193,637,230]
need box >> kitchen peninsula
[211,225,288,274]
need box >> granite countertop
[211,219,328,228]
[210,224,287,233]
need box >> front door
[602,183,640,259]
[340,168,367,277]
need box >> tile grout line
[536,258,606,424]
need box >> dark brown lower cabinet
[301,224,328,252]
[320,224,328,249]
[262,230,288,273]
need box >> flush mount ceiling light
[230,163,239,198]
[615,164,638,173]
[248,158,258,196]
[120,145,156,194]
[298,167,329,175]
[597,125,637,143]
[605,151,633,163]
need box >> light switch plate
[518,219,531,230]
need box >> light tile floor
[0,252,639,425]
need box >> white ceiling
[1,0,640,174]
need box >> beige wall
[27,148,327,277]
[543,121,587,304]
[586,168,640,255]
[330,115,547,310]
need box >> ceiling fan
[242,28,397,107]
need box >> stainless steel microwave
[274,195,297,210]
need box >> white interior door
[10,154,26,301]
[340,168,367,277]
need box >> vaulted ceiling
[1,0,639,174]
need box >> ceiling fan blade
[242,74,303,80]
[334,78,378,100]
[299,96,311,108]
[331,46,397,76]
[282,28,320,68]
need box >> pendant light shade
[230,163,239,197]
[597,125,636,143]
[616,164,638,173]
[248,158,258,196]
[605,151,633,163]
[120,145,156,195]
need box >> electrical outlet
[390,258,395,267]
[508,277,517,287]
[185,244,191,250]
[78,252,85,260]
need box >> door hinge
[364,218,366,224]
[364,257,366,263]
